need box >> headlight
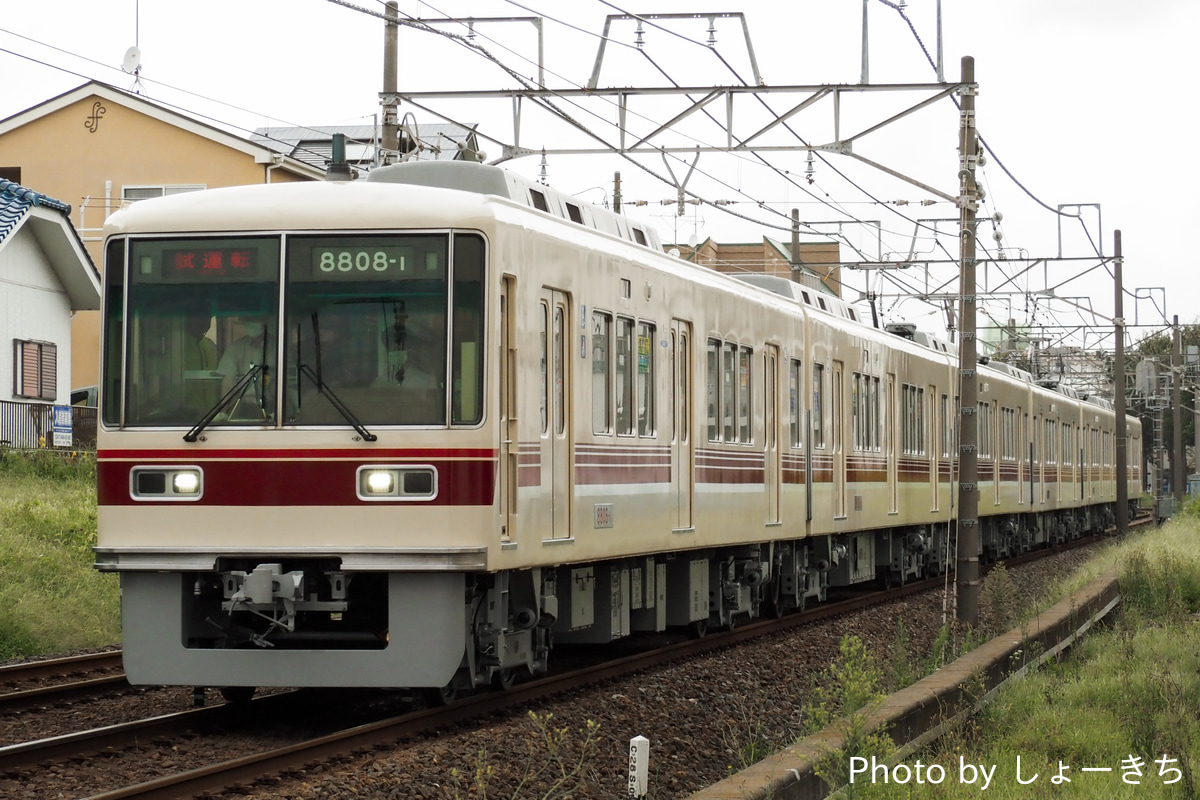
[130,466,204,501]
[356,465,437,501]
[364,470,395,494]
[172,471,201,494]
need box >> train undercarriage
[135,498,1127,703]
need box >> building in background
[0,178,99,447]
[0,81,324,389]
[671,236,842,298]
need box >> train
[94,160,1142,702]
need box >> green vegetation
[0,450,119,659]
[845,517,1200,799]
[450,711,601,800]
[805,634,895,797]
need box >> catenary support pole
[382,2,399,163]
[956,56,980,626]
[1174,315,1183,502]
[1114,231,1128,535]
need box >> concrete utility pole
[1114,231,1127,535]
[956,56,980,627]
[382,1,399,164]
[1174,315,1183,502]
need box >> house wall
[0,88,314,388]
[0,225,72,403]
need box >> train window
[554,304,566,436]
[615,316,635,436]
[451,234,486,425]
[284,233,457,427]
[738,346,752,444]
[854,373,880,452]
[977,402,994,459]
[637,321,656,437]
[566,203,584,224]
[101,237,125,427]
[940,394,951,458]
[789,359,802,448]
[592,311,613,434]
[723,343,737,442]
[112,235,281,428]
[633,228,648,246]
[706,339,720,442]
[540,302,549,434]
[999,407,1011,460]
[812,363,825,448]
[903,384,926,455]
[869,375,880,451]
[530,189,549,212]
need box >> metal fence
[0,400,97,451]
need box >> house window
[14,340,57,401]
[0,166,21,183]
[122,184,205,202]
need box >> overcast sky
[2,0,1195,349]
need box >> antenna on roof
[122,1,144,94]
[121,46,144,95]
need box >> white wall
[0,223,74,403]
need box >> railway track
[0,651,127,711]
[1,517,1151,799]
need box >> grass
[0,450,119,659]
[840,515,1200,799]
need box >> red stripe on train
[98,458,496,506]
[98,447,498,461]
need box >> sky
[2,0,1196,353]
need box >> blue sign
[52,405,73,447]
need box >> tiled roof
[0,178,71,246]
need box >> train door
[928,386,938,511]
[499,277,516,543]
[887,373,898,514]
[671,320,695,532]
[765,345,781,525]
[1033,415,1042,506]
[540,288,572,541]
[833,360,846,518]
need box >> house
[671,236,843,298]
[0,83,489,390]
[0,178,100,447]
[0,81,325,389]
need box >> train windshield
[104,236,281,428]
[102,232,485,430]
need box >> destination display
[164,247,258,278]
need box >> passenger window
[592,311,612,434]
[637,322,656,437]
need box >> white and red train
[94,161,1141,699]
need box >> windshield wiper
[183,365,263,443]
[298,363,377,442]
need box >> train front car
[94,180,514,699]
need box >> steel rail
[0,674,130,712]
[0,651,122,683]
[0,691,300,773]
